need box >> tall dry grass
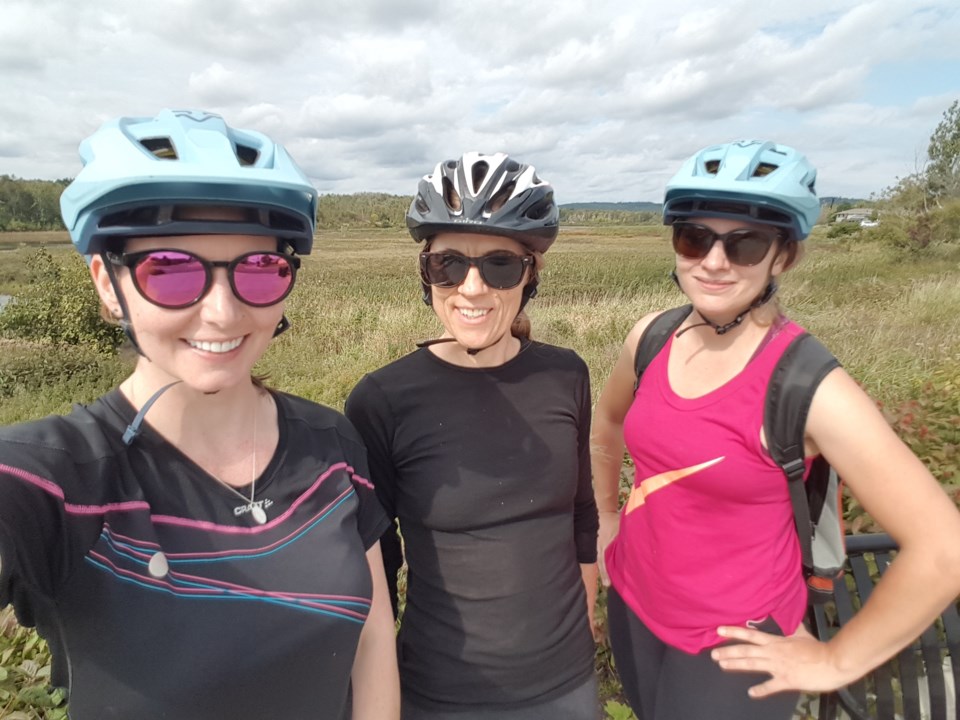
[0,227,958,719]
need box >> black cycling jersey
[345,341,598,711]
[0,389,389,720]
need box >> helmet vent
[268,210,307,232]
[506,160,520,172]
[753,162,779,177]
[487,182,516,214]
[140,137,178,160]
[471,162,489,194]
[526,193,554,220]
[99,206,162,227]
[704,160,721,175]
[442,176,462,212]
[235,144,260,167]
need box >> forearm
[351,546,400,720]
[824,545,960,683]
[590,416,626,512]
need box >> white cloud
[0,0,958,201]
[188,63,248,105]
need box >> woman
[345,152,600,719]
[591,139,960,720]
[0,109,399,720]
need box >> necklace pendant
[251,504,267,525]
[148,551,169,578]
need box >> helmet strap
[103,254,147,358]
[518,280,538,312]
[273,316,291,337]
[671,271,779,338]
[415,336,507,356]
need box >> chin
[175,369,254,396]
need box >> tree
[927,100,960,203]
[878,100,960,248]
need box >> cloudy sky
[2,0,958,202]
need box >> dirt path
[0,231,70,247]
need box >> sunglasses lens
[672,224,715,260]
[134,251,208,308]
[421,253,529,289]
[232,253,295,306]
[724,229,775,266]
[672,223,776,266]
[479,255,527,289]
[421,253,468,287]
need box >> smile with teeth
[458,308,489,319]
[187,337,244,353]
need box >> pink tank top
[605,319,809,653]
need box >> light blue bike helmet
[60,109,318,256]
[663,140,820,241]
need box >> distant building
[834,208,874,223]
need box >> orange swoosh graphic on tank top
[625,456,725,514]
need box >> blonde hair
[756,239,804,325]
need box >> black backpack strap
[764,332,841,573]
[633,305,693,391]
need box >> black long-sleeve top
[345,340,598,711]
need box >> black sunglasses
[419,252,534,289]
[107,249,300,309]
[672,221,783,266]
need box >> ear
[88,254,121,312]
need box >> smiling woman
[0,109,399,720]
[591,139,960,720]
[346,152,601,720]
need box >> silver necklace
[210,394,267,525]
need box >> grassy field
[4,225,957,414]
[0,226,959,718]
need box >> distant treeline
[0,176,70,231]
[317,192,411,229]
[0,176,662,232]
[559,208,660,225]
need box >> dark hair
[510,252,544,340]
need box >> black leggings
[400,675,600,720]
[606,588,799,720]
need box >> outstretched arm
[351,542,400,719]
[713,367,960,696]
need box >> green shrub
[0,340,129,399]
[845,362,960,533]
[862,220,912,249]
[0,249,124,353]
[826,221,862,239]
[0,609,66,719]
[931,198,960,243]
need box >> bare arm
[714,368,960,695]
[351,542,400,720]
[590,314,658,584]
